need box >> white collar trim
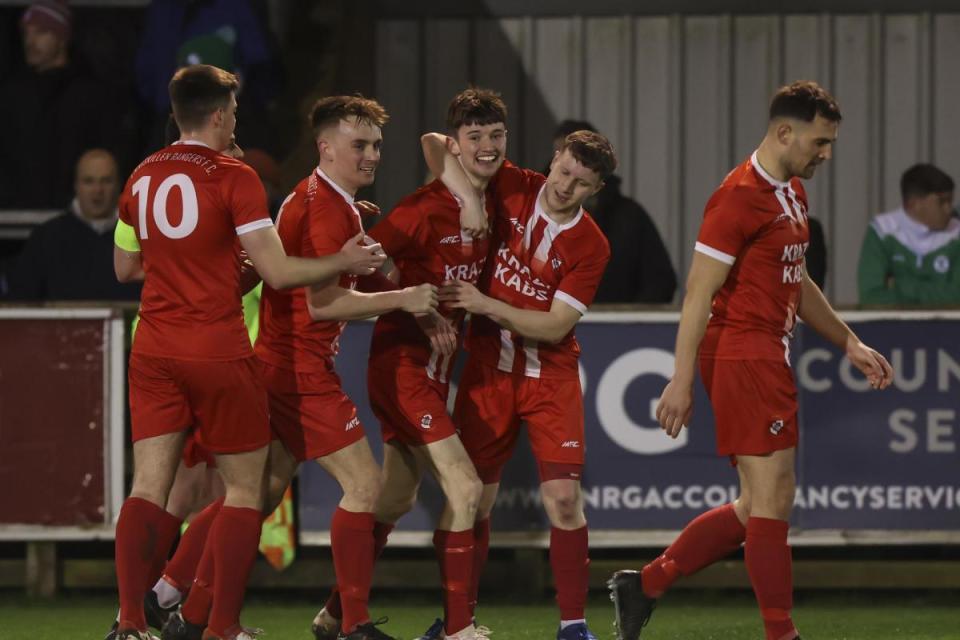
[751,151,791,189]
[315,167,356,205]
[173,139,215,151]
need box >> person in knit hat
[0,0,123,209]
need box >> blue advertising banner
[298,312,960,545]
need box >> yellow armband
[114,219,141,252]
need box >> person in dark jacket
[6,149,141,301]
[548,120,677,303]
[0,0,123,209]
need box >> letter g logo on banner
[596,348,688,455]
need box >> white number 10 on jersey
[131,173,199,240]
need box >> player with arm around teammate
[111,65,384,640]
[426,129,616,640]
[607,81,894,640]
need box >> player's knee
[541,485,581,523]
[376,487,418,523]
[345,474,383,511]
[445,472,483,518]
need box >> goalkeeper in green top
[858,163,960,306]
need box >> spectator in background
[7,149,141,301]
[0,1,122,208]
[548,120,676,304]
[858,163,960,306]
[136,0,280,152]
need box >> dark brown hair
[168,65,238,130]
[901,163,955,202]
[769,81,842,123]
[559,130,617,179]
[310,95,389,136]
[446,87,508,132]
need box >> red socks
[330,508,377,633]
[470,518,490,617]
[163,498,225,592]
[323,519,393,622]
[434,529,475,634]
[746,517,797,640]
[206,506,262,637]
[549,526,589,621]
[642,503,746,598]
[115,497,182,631]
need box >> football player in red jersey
[608,82,894,640]
[251,95,437,640]
[111,66,385,640]
[423,130,616,640]
[313,88,506,640]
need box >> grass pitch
[0,591,956,639]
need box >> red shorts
[453,358,584,484]
[699,357,799,458]
[182,433,216,468]
[128,353,270,454]
[369,363,458,447]
[261,362,366,463]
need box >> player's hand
[226,134,244,159]
[401,283,439,313]
[415,309,458,356]
[339,232,387,275]
[439,279,488,315]
[356,200,381,217]
[656,378,694,439]
[459,198,488,240]
[845,336,894,390]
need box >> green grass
[0,592,957,639]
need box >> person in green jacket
[858,163,960,306]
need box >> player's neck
[538,189,577,225]
[754,142,792,183]
[177,131,224,152]
[318,165,359,199]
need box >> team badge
[769,419,785,435]
[934,255,950,274]
[420,414,433,430]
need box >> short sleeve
[114,219,141,252]
[694,191,754,265]
[368,199,422,260]
[488,161,545,202]
[225,166,273,235]
[555,241,611,314]
[302,202,359,259]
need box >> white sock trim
[559,619,586,630]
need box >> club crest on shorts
[420,413,433,430]
[769,419,785,435]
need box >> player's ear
[776,121,793,145]
[446,134,461,157]
[592,180,605,196]
[549,150,561,172]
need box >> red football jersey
[118,141,273,360]
[465,162,611,380]
[255,169,362,373]
[696,152,811,363]
[367,179,492,383]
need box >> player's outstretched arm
[440,280,580,344]
[656,252,731,438]
[421,133,487,238]
[798,268,894,389]
[306,279,438,322]
[240,227,386,290]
